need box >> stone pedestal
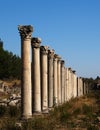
[18,25,33,119]
[40,46,49,113]
[53,54,59,106]
[31,37,41,113]
[48,49,54,108]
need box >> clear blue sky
[0,0,100,78]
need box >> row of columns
[18,25,89,119]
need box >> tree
[0,46,21,79]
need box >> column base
[48,107,54,111]
[21,114,32,120]
[42,109,49,114]
[32,111,42,116]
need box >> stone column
[83,79,85,95]
[68,68,72,100]
[48,49,54,108]
[77,77,79,96]
[66,68,69,101]
[40,46,49,113]
[57,56,61,104]
[80,77,83,96]
[71,70,74,98]
[18,25,33,119]
[31,37,41,113]
[61,60,65,104]
[64,68,67,102]
[77,77,83,97]
[72,71,77,98]
[53,54,59,106]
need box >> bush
[82,104,93,115]
[8,106,20,117]
[0,105,7,117]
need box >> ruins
[18,25,89,119]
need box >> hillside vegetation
[0,46,21,79]
[0,90,100,130]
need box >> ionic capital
[18,25,33,39]
[31,37,41,48]
[48,49,54,59]
[40,46,49,55]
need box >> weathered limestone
[53,54,59,106]
[18,25,33,119]
[77,77,83,96]
[68,68,72,100]
[31,37,41,113]
[40,46,49,113]
[57,56,61,104]
[64,68,67,102]
[48,49,54,108]
[72,71,77,98]
[65,68,69,101]
[61,60,65,104]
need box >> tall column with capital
[57,56,61,104]
[18,25,33,119]
[31,37,41,113]
[72,71,77,98]
[66,68,69,101]
[61,60,65,104]
[40,46,49,113]
[68,68,72,100]
[48,49,54,108]
[64,68,67,102]
[77,77,83,97]
[53,54,59,106]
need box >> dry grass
[0,91,100,130]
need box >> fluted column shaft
[66,68,69,101]
[48,50,54,108]
[64,68,67,102]
[18,25,33,119]
[31,37,41,113]
[57,57,61,104]
[72,71,77,98]
[68,68,72,100]
[61,60,65,104]
[40,46,49,112]
[77,77,83,97]
[53,54,58,106]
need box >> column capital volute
[68,67,72,72]
[79,77,83,80]
[68,67,71,70]
[18,25,33,39]
[48,49,54,59]
[31,37,41,48]
[53,54,58,61]
[57,55,61,63]
[40,46,49,55]
[72,70,76,74]
[61,60,65,65]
